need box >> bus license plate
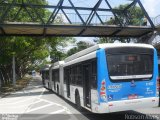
[128,94,138,99]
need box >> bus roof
[65,43,154,62]
[41,64,51,71]
[50,61,64,70]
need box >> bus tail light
[156,77,159,96]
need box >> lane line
[23,87,46,113]
[0,97,36,105]
[26,103,54,113]
[36,97,78,120]
[50,109,66,114]
[0,99,42,108]
[37,97,53,104]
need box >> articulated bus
[41,65,51,89]
[42,44,159,113]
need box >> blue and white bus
[43,44,159,113]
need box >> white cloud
[142,0,160,17]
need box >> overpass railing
[41,13,152,27]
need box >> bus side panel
[96,49,110,113]
[60,66,64,97]
[49,67,52,90]
[90,89,98,112]
[154,48,159,97]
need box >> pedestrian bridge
[0,0,155,37]
[0,22,154,37]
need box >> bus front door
[83,64,91,108]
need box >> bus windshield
[107,54,153,80]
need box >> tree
[0,0,75,87]
[67,41,94,56]
[99,4,144,43]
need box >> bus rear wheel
[76,93,82,110]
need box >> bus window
[46,70,49,79]
[55,70,59,82]
[91,60,97,89]
[107,54,153,80]
[64,69,67,84]
[77,64,82,86]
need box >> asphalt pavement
[0,75,159,120]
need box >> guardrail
[54,13,160,27]
[52,13,152,26]
[36,13,114,25]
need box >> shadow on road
[46,90,159,120]
[2,76,159,120]
[2,78,52,98]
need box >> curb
[0,93,10,99]
[0,76,32,99]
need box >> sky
[47,0,160,47]
[47,0,160,17]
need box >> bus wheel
[76,93,81,110]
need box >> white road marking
[35,97,78,120]
[37,97,53,104]
[38,87,45,98]
[51,109,66,114]
[0,97,36,105]
[26,103,54,113]
[0,96,27,103]
[23,88,46,112]
[36,97,74,114]
[0,77,78,120]
[0,99,42,108]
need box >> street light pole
[12,55,16,86]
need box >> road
[0,75,160,120]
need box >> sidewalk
[0,92,10,98]
[0,92,3,98]
[0,74,32,99]
[0,75,44,114]
[0,89,11,99]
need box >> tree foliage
[0,0,74,87]
[99,4,144,43]
[67,41,94,56]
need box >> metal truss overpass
[155,15,160,32]
[0,0,155,37]
[138,15,160,53]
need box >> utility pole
[12,54,16,86]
